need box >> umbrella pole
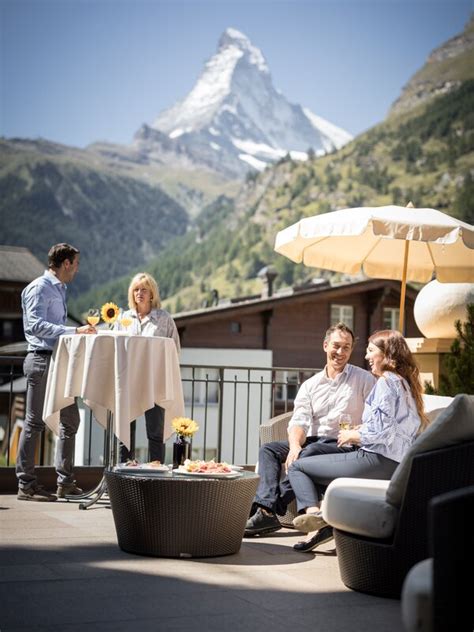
[398,240,410,334]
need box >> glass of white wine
[119,311,133,334]
[338,413,353,447]
[338,413,352,431]
[86,309,100,328]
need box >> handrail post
[217,368,224,461]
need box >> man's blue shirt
[21,270,76,351]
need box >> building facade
[175,278,421,370]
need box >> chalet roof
[174,278,418,325]
[0,246,45,283]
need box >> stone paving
[0,493,403,631]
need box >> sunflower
[172,417,200,438]
[100,302,120,324]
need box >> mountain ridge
[71,18,474,315]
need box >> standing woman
[117,272,180,464]
[288,329,430,552]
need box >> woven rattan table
[105,469,259,558]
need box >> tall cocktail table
[105,469,259,558]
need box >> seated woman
[117,272,180,464]
[288,329,430,552]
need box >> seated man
[244,323,376,537]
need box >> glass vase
[173,435,191,468]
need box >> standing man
[244,323,376,536]
[17,243,96,501]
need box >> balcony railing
[0,355,320,466]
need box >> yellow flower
[172,417,200,438]
[100,302,120,324]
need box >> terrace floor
[0,492,404,631]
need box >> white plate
[175,468,242,479]
[230,465,244,471]
[115,463,169,473]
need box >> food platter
[175,468,242,479]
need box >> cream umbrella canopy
[274,203,474,332]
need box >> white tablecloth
[43,333,185,449]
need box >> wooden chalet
[174,278,422,369]
[0,246,45,347]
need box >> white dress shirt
[287,364,376,439]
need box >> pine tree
[436,304,474,396]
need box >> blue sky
[1,0,472,148]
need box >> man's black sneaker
[244,507,281,537]
[17,485,57,502]
[293,526,334,552]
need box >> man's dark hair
[48,243,80,269]
[324,322,355,344]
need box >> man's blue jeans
[254,436,353,515]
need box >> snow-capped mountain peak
[143,28,352,177]
[218,27,269,74]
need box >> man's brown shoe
[56,482,83,498]
[18,485,57,502]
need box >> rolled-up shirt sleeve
[168,318,181,354]
[359,378,398,450]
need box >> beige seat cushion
[386,394,474,508]
[322,478,396,539]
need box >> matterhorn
[133,28,352,178]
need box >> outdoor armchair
[258,411,297,526]
[321,394,474,598]
[401,485,474,632]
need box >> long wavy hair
[369,329,429,432]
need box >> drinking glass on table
[87,309,100,327]
[119,310,133,333]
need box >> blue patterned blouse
[359,372,421,463]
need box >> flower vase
[173,435,191,468]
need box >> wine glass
[338,413,353,447]
[338,413,352,430]
[119,310,133,333]
[86,309,100,328]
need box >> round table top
[109,467,259,481]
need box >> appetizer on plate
[180,459,233,474]
[146,460,164,469]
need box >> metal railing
[0,355,321,466]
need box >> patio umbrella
[274,203,474,332]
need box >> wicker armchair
[258,411,298,527]
[323,394,474,598]
[401,485,474,631]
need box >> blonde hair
[368,329,429,432]
[128,272,161,311]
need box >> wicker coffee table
[105,469,259,558]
